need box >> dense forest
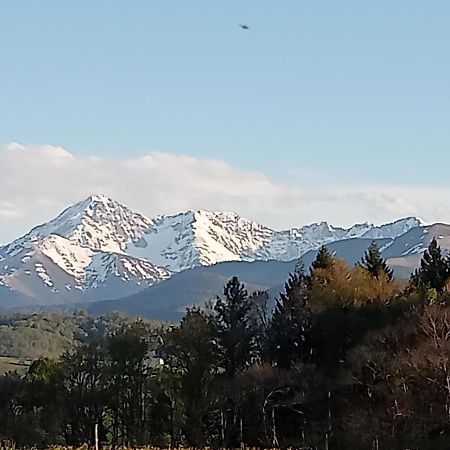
[0,311,165,360]
[2,239,450,449]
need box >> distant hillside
[87,238,393,320]
[0,311,166,362]
[88,259,297,320]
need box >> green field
[0,355,31,375]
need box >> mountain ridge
[0,195,424,307]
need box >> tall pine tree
[159,308,218,447]
[411,237,450,293]
[360,241,393,281]
[268,266,313,369]
[213,277,257,376]
[310,245,334,273]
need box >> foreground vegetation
[2,240,450,449]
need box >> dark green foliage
[22,358,66,444]
[159,308,218,447]
[360,241,393,281]
[311,300,410,373]
[0,311,165,361]
[411,237,450,293]
[3,249,450,449]
[211,277,263,447]
[268,267,313,368]
[213,277,258,376]
[61,339,109,445]
[310,245,334,272]
[107,323,156,445]
[0,313,78,359]
[0,372,23,442]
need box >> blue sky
[1,0,449,184]
[1,1,450,242]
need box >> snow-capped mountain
[1,195,152,257]
[0,196,170,305]
[0,195,423,306]
[126,211,421,272]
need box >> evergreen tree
[0,373,25,444]
[159,308,218,447]
[21,358,65,444]
[268,267,313,369]
[61,340,108,445]
[310,245,334,273]
[247,290,270,357]
[212,278,260,447]
[213,277,257,376]
[107,323,153,445]
[411,238,450,293]
[360,241,393,281]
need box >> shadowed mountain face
[384,224,450,276]
[87,259,298,320]
[0,195,423,309]
[84,237,419,321]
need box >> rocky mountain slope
[86,230,450,321]
[0,195,425,307]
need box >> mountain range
[0,195,448,319]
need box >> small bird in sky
[239,24,250,30]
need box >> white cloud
[0,142,449,244]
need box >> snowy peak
[126,209,277,272]
[0,195,425,306]
[63,195,151,252]
[0,196,169,303]
[126,209,422,272]
[2,195,152,257]
[360,217,423,240]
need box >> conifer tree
[311,245,334,273]
[213,277,257,376]
[268,266,313,369]
[160,308,218,447]
[411,237,450,293]
[360,241,393,281]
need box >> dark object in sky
[239,24,250,30]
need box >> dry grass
[0,356,31,375]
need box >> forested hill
[0,311,166,361]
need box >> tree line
[2,239,450,449]
[0,311,164,360]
